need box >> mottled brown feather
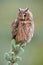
[11,9,34,45]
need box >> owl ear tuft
[19,8,21,11]
[25,8,29,12]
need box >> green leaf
[5,53,10,61]
[14,56,22,62]
[15,45,24,53]
[5,52,15,61]
[15,45,20,52]
[9,52,14,60]
[20,47,24,52]
[14,63,18,65]
[11,39,16,45]
[22,41,27,47]
[11,39,16,51]
[7,61,11,65]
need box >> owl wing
[28,11,34,37]
[27,20,34,43]
[31,21,34,37]
[11,19,18,39]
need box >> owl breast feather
[12,20,34,43]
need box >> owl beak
[21,14,25,20]
[22,15,24,20]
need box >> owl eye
[24,14,26,17]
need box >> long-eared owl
[11,8,34,45]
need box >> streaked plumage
[11,8,34,45]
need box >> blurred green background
[0,0,43,65]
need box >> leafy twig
[5,39,26,65]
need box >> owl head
[17,8,33,21]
